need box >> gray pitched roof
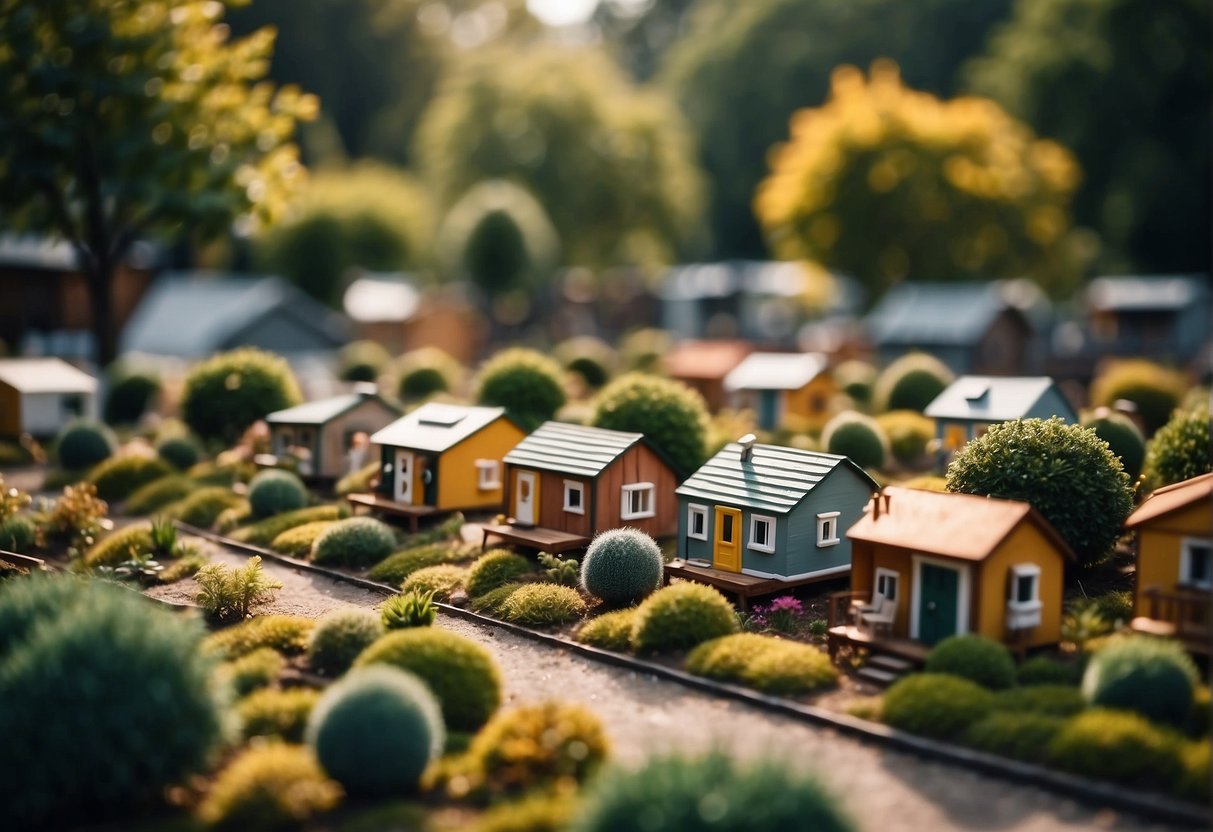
[924,376,1074,422]
[267,390,397,426]
[370,403,511,453]
[866,282,1021,347]
[1087,274,1208,312]
[504,421,644,478]
[724,352,827,392]
[0,358,96,393]
[676,442,876,514]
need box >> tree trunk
[84,255,117,368]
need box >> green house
[675,437,878,581]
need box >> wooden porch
[346,492,441,533]
[1131,586,1211,656]
[478,522,590,554]
[825,589,929,666]
[664,559,843,612]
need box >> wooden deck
[663,559,843,611]
[1132,587,1211,656]
[478,523,590,554]
[346,493,441,532]
[826,624,930,665]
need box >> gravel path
[151,542,1182,832]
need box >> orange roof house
[839,487,1074,650]
[663,340,753,413]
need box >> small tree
[181,348,302,443]
[946,418,1133,566]
[873,353,955,413]
[1089,360,1189,436]
[474,348,566,433]
[1142,398,1211,491]
[591,373,709,476]
[1081,409,1146,482]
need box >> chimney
[738,433,757,462]
[872,490,881,519]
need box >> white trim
[1180,537,1212,589]
[747,513,777,553]
[909,555,971,641]
[620,482,655,520]
[687,503,709,540]
[514,470,536,525]
[475,459,501,490]
[1006,563,1043,630]
[395,449,414,505]
[816,511,841,547]
[875,567,900,603]
[563,479,586,514]
[741,563,851,581]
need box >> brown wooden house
[264,387,400,481]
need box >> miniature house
[663,339,753,413]
[0,357,98,437]
[723,352,835,430]
[924,376,1078,465]
[265,387,400,480]
[675,437,877,581]
[482,421,680,553]
[841,487,1073,649]
[1124,473,1212,655]
[358,403,526,528]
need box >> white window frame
[1180,537,1212,589]
[687,503,709,540]
[276,428,294,454]
[816,511,841,548]
[620,482,655,520]
[747,514,776,553]
[475,459,501,490]
[563,479,586,514]
[1006,563,1043,630]
[297,427,314,447]
[875,567,899,603]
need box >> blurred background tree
[755,62,1085,298]
[965,0,1211,273]
[593,0,699,81]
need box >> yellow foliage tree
[755,61,1087,297]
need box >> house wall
[975,523,1066,647]
[0,383,20,435]
[592,444,679,538]
[437,418,526,511]
[782,374,838,430]
[973,311,1029,375]
[20,391,95,436]
[853,543,917,637]
[1135,502,1211,613]
[677,498,714,562]
[1024,387,1078,423]
[778,467,872,579]
[314,401,400,479]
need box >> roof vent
[738,433,757,461]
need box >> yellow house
[1125,473,1212,655]
[723,352,836,431]
[839,487,1074,650]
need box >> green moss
[882,674,995,740]
[239,687,322,742]
[307,609,384,676]
[229,505,344,547]
[501,584,587,628]
[247,469,308,519]
[924,634,1016,690]
[991,685,1085,717]
[963,712,1064,763]
[368,542,477,585]
[203,615,316,659]
[82,523,152,568]
[123,475,197,515]
[269,520,337,556]
[575,609,638,652]
[311,516,397,568]
[1047,709,1184,789]
[630,582,739,654]
[401,563,467,601]
[168,486,245,529]
[465,550,533,598]
[220,647,285,697]
[88,455,175,501]
[196,742,341,830]
[686,633,838,695]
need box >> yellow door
[713,506,742,573]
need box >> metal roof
[267,389,397,426]
[676,442,876,514]
[659,260,812,301]
[342,273,421,323]
[1087,275,1207,313]
[1126,473,1213,528]
[504,421,644,478]
[723,352,828,392]
[924,376,1074,422]
[370,403,511,453]
[0,358,97,394]
[866,282,1020,347]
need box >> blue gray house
[675,436,878,581]
[1085,275,1210,368]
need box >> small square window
[816,511,840,548]
[875,568,899,603]
[1182,539,1212,588]
[1006,563,1042,630]
[720,513,734,543]
[621,483,655,520]
[687,504,708,540]
[563,480,585,514]
[748,514,776,553]
[475,459,501,490]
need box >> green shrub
[1142,398,1211,490]
[308,665,445,796]
[368,542,477,585]
[962,712,1064,763]
[171,486,246,529]
[821,411,888,470]
[335,461,378,496]
[580,528,664,606]
[197,742,342,831]
[576,609,638,652]
[991,685,1086,717]
[591,372,710,476]
[338,340,392,383]
[195,556,283,623]
[1090,360,1189,436]
[875,410,935,464]
[474,348,567,432]
[308,609,385,676]
[82,523,152,568]
[0,514,36,553]
[181,347,302,443]
[924,635,1016,690]
[1092,590,1134,626]
[1081,409,1146,481]
[471,794,576,832]
[1082,635,1198,726]
[158,550,210,584]
[156,435,201,471]
[686,633,838,695]
[537,551,580,586]
[556,336,616,390]
[833,360,877,406]
[187,459,239,487]
[215,501,254,532]
[572,751,853,832]
[204,615,315,659]
[229,505,344,546]
[882,674,995,740]
[618,328,670,373]
[124,475,197,515]
[501,584,587,628]
[0,576,227,828]
[248,469,308,519]
[88,454,174,501]
[401,564,467,600]
[311,516,396,567]
[220,647,285,697]
[103,365,160,425]
[466,550,533,598]
[630,582,739,654]
[381,590,437,629]
[1047,709,1184,789]
[946,418,1133,566]
[394,346,464,401]
[239,687,322,743]
[1179,740,1211,804]
[270,520,337,556]
[355,627,502,731]
[55,419,117,469]
[1187,684,1211,738]
[1015,656,1080,687]
[873,352,954,413]
[469,582,524,616]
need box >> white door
[395,450,414,504]
[515,471,536,525]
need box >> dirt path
[150,542,1181,832]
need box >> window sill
[747,544,776,555]
[817,539,840,548]
[621,511,655,521]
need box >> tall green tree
[965,0,1211,273]
[0,0,314,365]
[662,0,1013,258]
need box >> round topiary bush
[270,520,338,556]
[882,673,995,740]
[354,627,503,732]
[401,564,467,601]
[474,348,567,432]
[556,337,617,390]
[591,373,710,476]
[465,550,533,598]
[1047,709,1184,789]
[875,410,935,465]
[572,751,853,832]
[338,340,392,383]
[308,609,385,676]
[0,514,36,553]
[1081,409,1146,482]
[307,665,445,796]
[946,417,1133,566]
[962,712,1064,763]
[197,742,342,831]
[501,584,587,628]
[686,633,838,695]
[155,436,201,471]
[821,411,888,470]
[1082,635,1199,726]
[924,634,1016,690]
[1142,399,1211,491]
[55,419,117,470]
[0,575,228,828]
[124,475,196,515]
[991,684,1086,717]
[219,647,285,697]
[311,516,396,567]
[238,687,322,743]
[394,346,465,402]
[180,347,302,443]
[630,582,739,654]
[873,353,954,413]
[833,360,877,407]
[575,609,638,652]
[248,469,308,519]
[171,486,246,529]
[580,528,664,606]
[103,365,161,425]
[469,582,526,616]
[203,614,315,659]
[1089,359,1189,436]
[88,454,175,501]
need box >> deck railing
[1141,586,1211,643]
[826,589,870,629]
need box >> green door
[918,563,959,646]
